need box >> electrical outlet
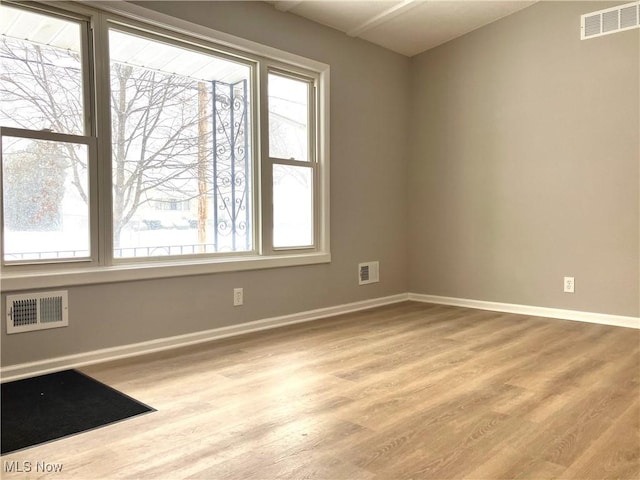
[564,277,575,293]
[233,288,243,306]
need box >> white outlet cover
[233,288,243,306]
[564,277,575,293]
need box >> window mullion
[92,12,113,267]
[82,13,101,267]
[81,17,94,138]
[259,63,274,256]
[310,82,319,248]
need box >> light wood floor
[2,301,639,479]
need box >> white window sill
[0,252,331,292]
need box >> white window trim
[0,0,330,292]
[266,69,318,252]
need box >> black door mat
[1,369,154,454]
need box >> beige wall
[408,1,639,316]
[0,1,411,366]
[2,1,638,368]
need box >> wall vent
[6,291,68,334]
[358,261,379,285]
[581,1,639,39]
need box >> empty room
[0,0,638,478]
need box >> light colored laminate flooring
[1,301,638,479]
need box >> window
[268,72,315,248]
[108,28,253,259]
[0,4,95,263]
[0,1,329,288]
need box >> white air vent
[6,291,68,334]
[581,1,639,39]
[358,261,379,285]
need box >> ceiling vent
[6,291,69,334]
[581,1,639,39]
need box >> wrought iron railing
[4,242,224,261]
[114,243,219,258]
[4,250,90,261]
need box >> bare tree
[1,37,209,248]
[110,63,206,246]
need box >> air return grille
[358,261,380,285]
[6,291,68,334]
[581,1,639,39]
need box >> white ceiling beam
[347,0,419,37]
[274,1,303,13]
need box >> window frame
[263,67,319,254]
[0,0,330,291]
[0,2,99,269]
[104,20,261,264]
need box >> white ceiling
[267,0,539,56]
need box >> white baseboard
[3,291,636,382]
[408,293,640,330]
[0,293,409,383]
